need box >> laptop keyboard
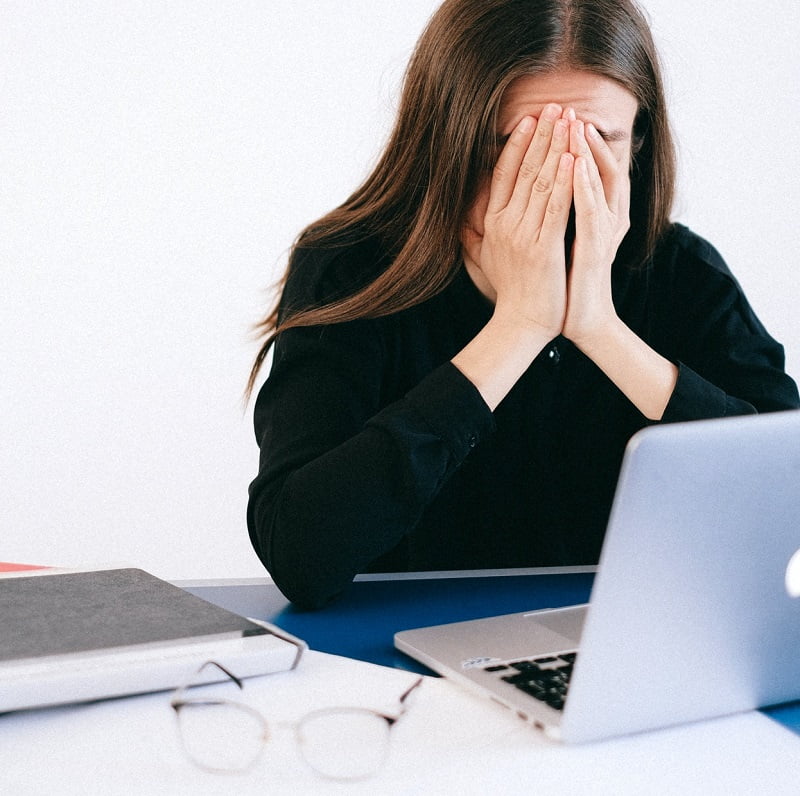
[484,652,577,711]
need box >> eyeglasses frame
[170,659,424,779]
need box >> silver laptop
[395,410,800,743]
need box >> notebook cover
[1,567,267,663]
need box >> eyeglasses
[170,660,423,781]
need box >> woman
[247,0,799,608]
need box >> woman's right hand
[461,103,575,339]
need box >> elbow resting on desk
[247,493,362,610]
[266,555,349,612]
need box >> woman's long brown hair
[247,0,675,397]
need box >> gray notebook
[1,567,305,712]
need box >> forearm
[249,429,425,609]
[575,318,679,421]
[248,362,494,608]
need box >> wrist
[491,301,564,345]
[566,313,622,358]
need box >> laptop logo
[785,549,800,597]
[461,656,501,670]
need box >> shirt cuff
[403,361,496,461]
[661,361,754,422]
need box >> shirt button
[467,434,478,448]
[547,345,561,365]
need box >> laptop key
[501,673,530,685]
[517,682,547,698]
[495,653,575,712]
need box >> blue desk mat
[186,573,593,672]
[184,573,800,737]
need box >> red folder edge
[0,562,52,573]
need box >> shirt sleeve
[661,362,762,421]
[654,229,799,422]
[247,319,494,609]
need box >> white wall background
[2,1,798,580]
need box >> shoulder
[646,222,747,302]
[280,233,391,317]
[652,222,736,281]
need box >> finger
[508,119,569,221]
[572,156,600,238]
[569,119,591,160]
[585,123,626,208]
[508,109,569,215]
[571,122,607,209]
[539,152,575,247]
[487,115,537,213]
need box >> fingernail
[586,123,599,139]
[519,116,534,133]
[543,103,561,121]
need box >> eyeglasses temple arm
[399,677,424,707]
[246,618,308,670]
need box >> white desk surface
[3,648,800,795]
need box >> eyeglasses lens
[296,709,391,780]
[177,701,267,773]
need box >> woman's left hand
[562,117,631,350]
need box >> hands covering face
[462,103,631,349]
